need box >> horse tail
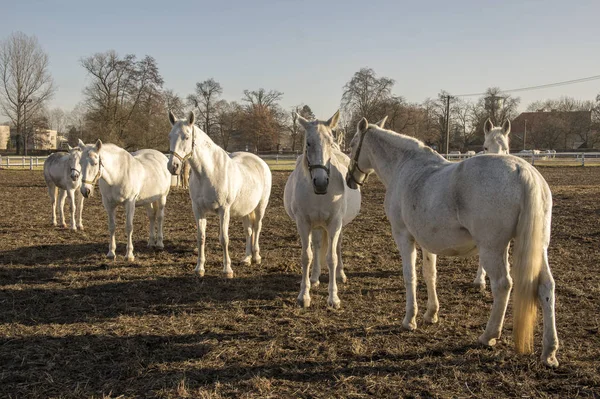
[512,167,544,354]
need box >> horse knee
[491,275,512,294]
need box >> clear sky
[2,0,600,118]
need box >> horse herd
[41,111,559,368]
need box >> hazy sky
[2,0,600,118]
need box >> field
[1,167,599,398]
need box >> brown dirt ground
[0,167,599,398]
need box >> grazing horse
[167,111,272,278]
[284,111,362,309]
[346,118,559,367]
[483,119,510,154]
[473,118,512,290]
[43,146,85,230]
[79,139,171,261]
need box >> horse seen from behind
[346,117,559,367]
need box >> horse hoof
[195,269,205,277]
[424,311,438,324]
[252,256,262,265]
[125,254,135,262]
[241,256,252,266]
[71,226,77,231]
[155,243,164,250]
[106,253,116,260]
[147,242,155,248]
[310,279,320,288]
[297,297,311,308]
[472,281,486,292]
[402,319,417,331]
[542,354,559,368]
[327,298,341,310]
[337,275,347,284]
[478,335,497,347]
[61,223,68,229]
[224,272,234,279]
[52,221,57,227]
[77,225,84,231]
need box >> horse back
[130,149,171,201]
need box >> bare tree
[342,68,394,122]
[187,78,222,137]
[0,32,56,154]
[289,104,314,152]
[80,51,163,148]
[163,89,185,116]
[241,88,284,151]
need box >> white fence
[2,152,600,170]
[444,152,600,166]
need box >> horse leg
[296,221,313,308]
[393,229,418,330]
[310,228,325,287]
[326,221,343,309]
[241,215,252,265]
[539,248,559,367]
[124,200,136,262]
[155,197,166,250]
[106,204,117,260]
[336,233,347,284]
[194,212,207,276]
[67,189,77,230]
[145,204,156,247]
[58,189,68,228]
[473,263,487,292]
[48,183,58,226]
[251,205,266,264]
[421,248,439,324]
[219,207,233,278]
[478,245,512,347]
[76,191,84,230]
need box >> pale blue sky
[2,0,600,118]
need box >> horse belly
[415,228,477,257]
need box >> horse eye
[307,142,311,147]
[484,147,488,151]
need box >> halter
[347,128,370,186]
[82,157,103,186]
[306,156,330,177]
[70,167,81,178]
[170,125,195,163]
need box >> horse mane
[369,125,444,162]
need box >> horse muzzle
[167,158,181,176]
[80,185,93,198]
[71,171,80,182]
[312,177,329,195]
[346,172,359,190]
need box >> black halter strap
[347,129,370,186]
[170,125,195,163]
[82,157,103,185]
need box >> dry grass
[0,168,599,398]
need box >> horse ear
[297,113,311,130]
[358,117,369,133]
[502,119,511,136]
[483,118,494,135]
[187,111,195,126]
[78,139,85,150]
[375,116,388,128]
[67,144,73,151]
[168,110,176,126]
[95,139,102,151]
[326,110,340,130]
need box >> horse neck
[364,129,446,188]
[188,131,231,179]
[99,145,131,186]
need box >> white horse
[284,111,362,309]
[78,139,171,261]
[473,118,512,290]
[483,118,511,155]
[167,111,272,278]
[346,117,558,367]
[43,146,85,230]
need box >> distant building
[0,125,9,150]
[9,128,58,150]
